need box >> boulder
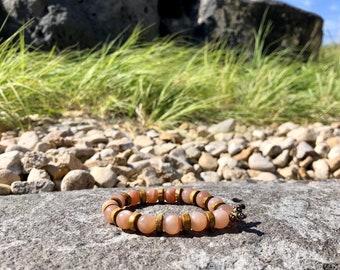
[0,0,323,58]
[0,181,338,269]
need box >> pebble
[0,116,338,196]
[0,183,12,195]
[248,153,276,172]
[60,170,95,191]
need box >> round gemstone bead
[127,190,140,206]
[164,188,176,203]
[116,210,132,230]
[137,214,156,235]
[190,212,208,232]
[181,188,193,204]
[217,203,233,214]
[146,189,158,203]
[213,209,230,229]
[163,215,182,235]
[110,194,126,207]
[196,191,212,208]
[103,204,120,224]
[207,197,224,211]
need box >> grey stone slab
[0,180,339,270]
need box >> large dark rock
[0,180,338,269]
[0,0,323,58]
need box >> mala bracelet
[102,187,246,236]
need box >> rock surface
[0,0,323,57]
[0,181,338,269]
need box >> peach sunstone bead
[110,194,126,207]
[181,188,193,204]
[163,215,182,235]
[190,212,208,232]
[127,190,140,206]
[137,214,156,235]
[196,191,212,208]
[207,197,224,211]
[116,210,133,230]
[213,208,231,229]
[164,188,176,203]
[217,203,233,214]
[146,189,158,203]
[103,204,120,224]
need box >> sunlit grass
[0,26,339,130]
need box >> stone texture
[0,181,338,269]
[248,153,275,172]
[17,131,39,150]
[0,169,20,185]
[21,151,49,173]
[0,183,11,195]
[27,168,51,182]
[0,151,23,172]
[90,166,117,188]
[198,152,218,171]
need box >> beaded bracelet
[102,187,246,236]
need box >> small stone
[84,132,108,144]
[217,155,239,176]
[278,166,298,179]
[17,131,39,150]
[0,151,23,172]
[326,137,340,148]
[200,171,220,183]
[198,152,218,171]
[169,148,187,161]
[333,168,340,179]
[181,172,198,183]
[46,150,83,171]
[272,149,291,168]
[154,143,177,156]
[134,135,154,148]
[34,142,53,152]
[27,168,51,182]
[314,143,330,158]
[44,164,70,180]
[129,160,151,172]
[328,144,340,159]
[299,156,315,169]
[21,151,49,173]
[61,170,95,191]
[277,122,298,136]
[204,141,228,157]
[11,180,54,194]
[0,169,20,185]
[298,167,311,180]
[111,166,135,178]
[208,119,236,134]
[5,144,29,153]
[327,156,340,172]
[222,167,248,181]
[90,165,117,188]
[260,142,281,158]
[248,153,275,172]
[252,130,266,140]
[0,183,11,195]
[159,131,183,143]
[196,125,210,137]
[278,137,296,150]
[146,130,160,138]
[312,159,330,180]
[228,138,247,156]
[138,167,163,186]
[287,127,316,144]
[185,146,202,164]
[296,141,315,160]
[69,147,96,162]
[106,137,133,152]
[233,146,258,161]
[256,172,278,181]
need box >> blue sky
[282,0,340,44]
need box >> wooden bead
[180,213,191,232]
[158,188,164,203]
[110,207,123,225]
[139,189,147,204]
[175,188,183,203]
[110,194,126,207]
[120,192,132,206]
[204,211,215,230]
[156,214,164,234]
[101,200,119,213]
[128,212,141,231]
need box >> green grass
[0,26,339,130]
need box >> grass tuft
[0,26,339,129]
